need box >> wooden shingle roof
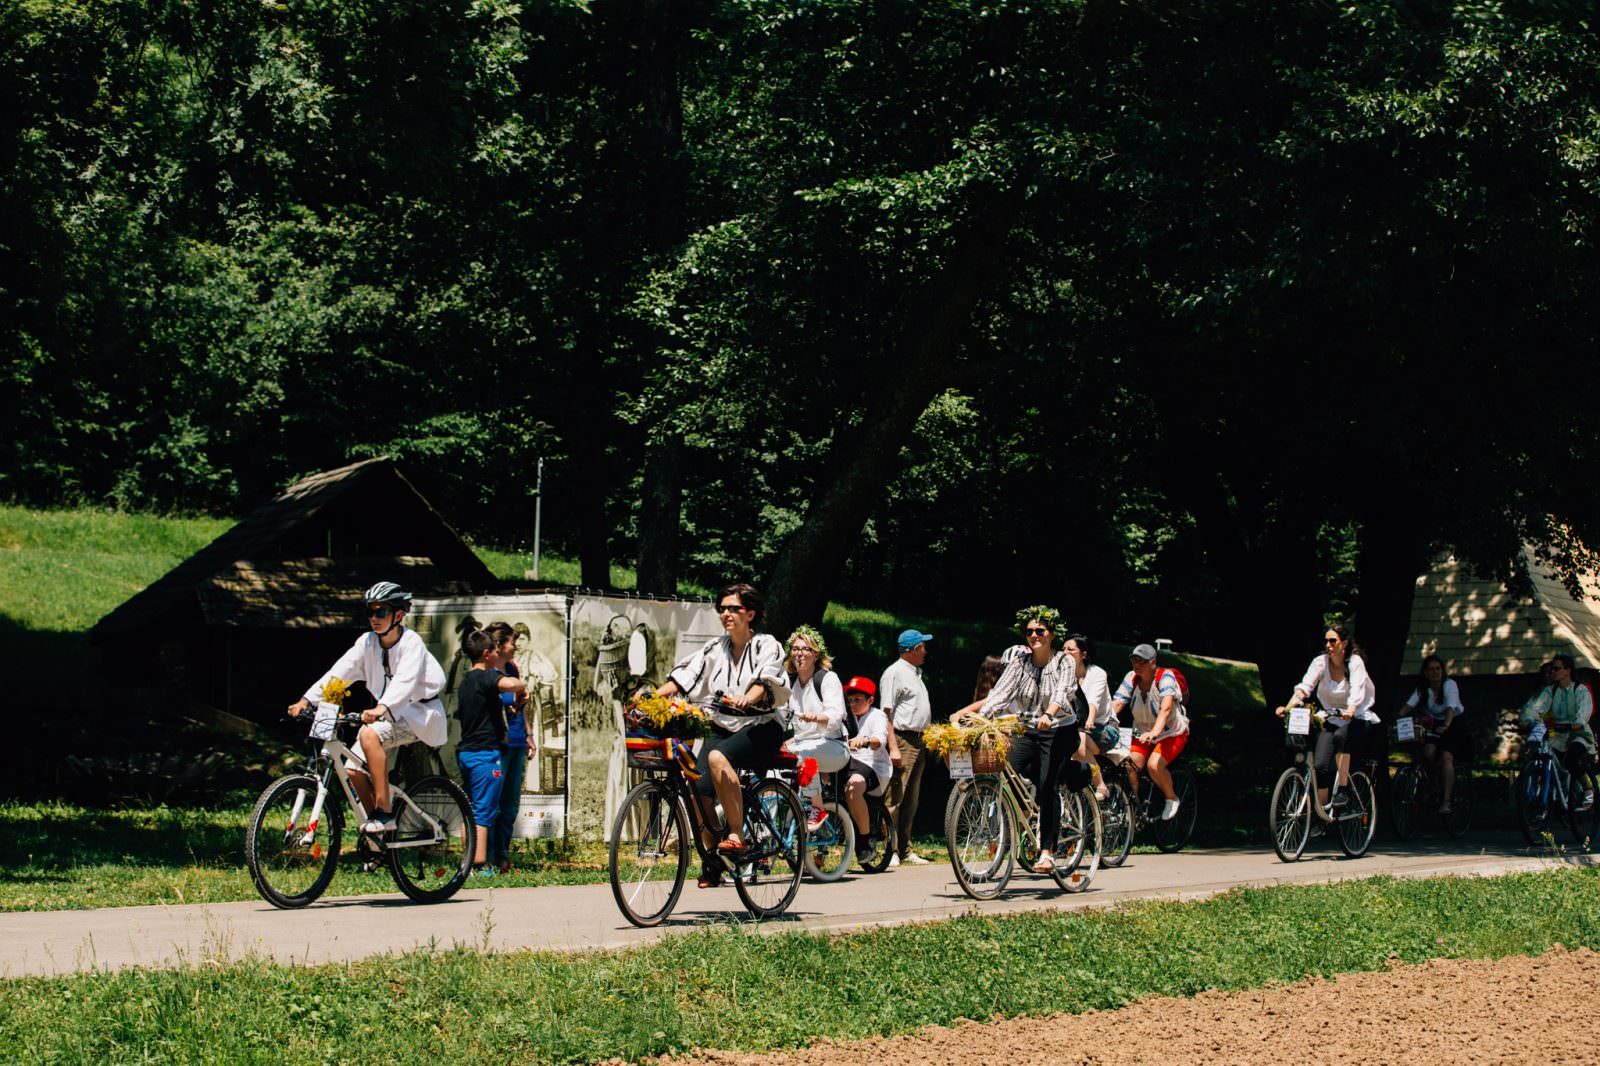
[93,458,496,636]
[1401,547,1600,676]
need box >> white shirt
[847,707,891,781]
[1295,654,1379,723]
[1112,669,1189,740]
[668,633,790,732]
[786,668,846,741]
[303,628,448,747]
[878,657,932,732]
[1079,664,1112,728]
[981,646,1080,728]
[1404,679,1464,717]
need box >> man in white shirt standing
[880,628,934,866]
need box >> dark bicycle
[608,700,806,927]
[1094,753,1198,866]
[1390,717,1473,840]
[1514,720,1599,849]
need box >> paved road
[2,833,1593,977]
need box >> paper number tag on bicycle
[1528,723,1547,745]
[310,702,339,741]
[1287,707,1312,735]
[946,750,974,779]
[1115,727,1133,755]
[1395,716,1415,742]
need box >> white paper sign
[1395,716,1415,742]
[310,702,340,740]
[947,750,974,779]
[1528,723,1547,745]
[1287,707,1312,735]
[1115,727,1134,755]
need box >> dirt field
[675,948,1600,1065]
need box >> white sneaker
[1161,798,1180,821]
[905,852,932,866]
[361,809,397,833]
[888,852,901,868]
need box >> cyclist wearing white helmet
[289,581,448,832]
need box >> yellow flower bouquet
[624,692,711,740]
[923,713,1023,765]
[318,676,352,706]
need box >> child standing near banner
[456,629,527,875]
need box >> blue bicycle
[1514,721,1599,849]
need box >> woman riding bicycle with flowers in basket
[979,605,1085,873]
[652,582,789,889]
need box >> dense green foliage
[2,868,1596,1062]
[6,1,1600,681]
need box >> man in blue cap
[879,628,934,866]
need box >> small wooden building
[92,458,497,721]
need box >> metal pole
[533,457,544,581]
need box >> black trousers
[1007,724,1081,853]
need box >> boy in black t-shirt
[456,629,527,874]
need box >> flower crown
[787,624,831,668]
[1014,604,1065,634]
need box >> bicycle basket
[971,736,1005,774]
[1284,730,1308,751]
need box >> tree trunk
[765,194,1018,634]
[1353,510,1428,697]
[636,434,684,595]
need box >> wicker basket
[971,737,1004,774]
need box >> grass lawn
[1,868,1595,1063]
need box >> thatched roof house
[93,458,496,718]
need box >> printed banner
[412,593,569,839]
[568,594,720,841]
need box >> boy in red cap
[842,676,891,863]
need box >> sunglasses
[368,605,393,619]
[1025,627,1049,636]
[714,604,748,615]
[1323,637,1340,645]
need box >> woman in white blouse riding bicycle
[1277,623,1378,814]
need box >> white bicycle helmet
[363,581,413,609]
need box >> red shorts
[1130,731,1188,764]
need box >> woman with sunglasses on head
[1276,623,1378,814]
[980,605,1082,873]
[654,583,789,888]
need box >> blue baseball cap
[897,629,933,651]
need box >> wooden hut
[92,458,497,721]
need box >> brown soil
[675,948,1600,1065]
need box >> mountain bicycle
[1514,721,1599,849]
[943,715,1101,900]
[246,706,474,908]
[1268,708,1377,862]
[1093,745,1198,865]
[1390,719,1473,839]
[608,704,806,927]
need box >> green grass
[0,800,620,912]
[1,868,1596,1064]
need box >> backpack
[1156,667,1190,707]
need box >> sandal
[716,836,747,855]
[1032,852,1055,874]
[697,858,726,889]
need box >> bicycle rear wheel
[387,775,474,903]
[247,774,342,908]
[1337,771,1377,858]
[609,778,690,927]
[1049,786,1100,893]
[1098,781,1134,868]
[1442,776,1473,838]
[732,779,805,918]
[1152,767,1197,852]
[946,777,1013,900]
[1269,767,1311,863]
[1566,769,1599,849]
[1515,760,1551,846]
[858,799,894,873]
[802,801,855,882]
[1390,765,1423,840]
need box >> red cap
[843,676,877,699]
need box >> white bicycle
[246,706,474,908]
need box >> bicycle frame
[291,734,449,852]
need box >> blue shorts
[456,749,503,827]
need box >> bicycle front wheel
[609,778,690,927]
[1098,780,1134,868]
[387,775,474,903]
[1566,769,1599,849]
[1515,760,1551,846]
[858,799,894,873]
[802,801,855,882]
[947,777,1013,900]
[733,779,805,919]
[1152,767,1197,852]
[247,774,342,908]
[1049,786,1100,894]
[1269,767,1311,863]
[1337,771,1377,858]
[1390,766,1423,840]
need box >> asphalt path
[2,832,1593,978]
